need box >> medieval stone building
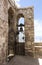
[0,0,42,64]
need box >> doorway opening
[15,16,25,55]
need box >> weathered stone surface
[0,0,8,64]
[0,0,42,64]
[0,0,8,21]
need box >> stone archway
[16,7,34,55]
[8,7,15,55]
[15,13,25,55]
[8,6,34,56]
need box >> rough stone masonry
[0,0,8,63]
[0,0,42,64]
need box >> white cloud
[34,20,42,42]
[15,0,21,8]
[11,0,21,8]
[15,0,20,2]
[15,2,20,8]
[38,58,42,65]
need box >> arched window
[18,17,25,31]
[17,17,25,43]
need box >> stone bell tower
[15,7,34,55]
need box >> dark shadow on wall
[8,7,16,55]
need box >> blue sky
[12,0,42,42]
[14,0,42,20]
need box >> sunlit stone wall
[0,0,8,63]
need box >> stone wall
[25,7,34,55]
[0,0,8,64]
[33,43,42,58]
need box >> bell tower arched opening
[15,14,25,55]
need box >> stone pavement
[0,55,39,65]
